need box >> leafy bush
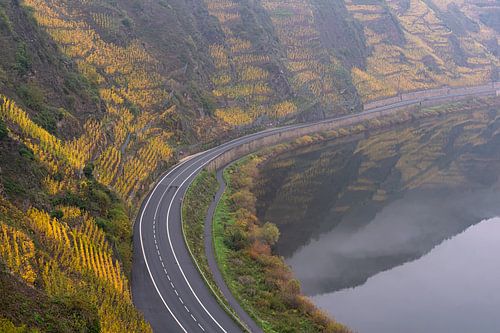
[18,146,34,160]
[0,118,7,140]
[16,83,45,110]
[224,223,249,250]
[64,72,99,101]
[50,209,63,219]
[259,222,280,246]
[0,6,13,33]
[90,188,111,212]
[3,177,26,196]
[14,43,31,75]
[213,157,351,332]
[0,318,34,333]
[16,84,64,134]
[83,163,94,179]
[33,107,64,134]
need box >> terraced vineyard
[20,0,175,202]
[262,0,354,112]
[204,0,299,125]
[17,0,500,139]
[204,0,498,117]
[0,0,497,331]
[347,0,498,102]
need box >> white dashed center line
[149,185,206,332]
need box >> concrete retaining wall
[363,83,497,111]
[364,95,401,110]
[206,85,498,172]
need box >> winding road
[132,83,498,333]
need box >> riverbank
[182,171,258,332]
[134,94,499,333]
[206,96,500,332]
[213,157,351,333]
[205,96,500,172]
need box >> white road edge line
[165,155,230,333]
[139,160,191,333]
[138,86,496,333]
[157,91,478,332]
[157,112,392,332]
[151,146,255,332]
[149,134,282,333]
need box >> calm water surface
[313,217,500,333]
[257,107,500,332]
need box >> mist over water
[287,187,500,296]
[312,217,500,333]
[257,108,500,332]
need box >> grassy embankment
[181,171,250,330]
[213,156,350,333]
[182,158,347,332]
[183,96,499,333]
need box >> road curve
[132,84,498,333]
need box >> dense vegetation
[0,0,150,330]
[256,99,500,295]
[182,170,250,329]
[182,171,218,281]
[0,0,497,330]
[209,96,499,332]
[213,157,350,332]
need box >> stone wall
[206,85,498,171]
[363,82,497,110]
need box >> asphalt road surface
[132,84,498,333]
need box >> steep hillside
[348,0,498,102]
[0,0,498,331]
[14,0,499,133]
[0,0,151,331]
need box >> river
[256,106,500,332]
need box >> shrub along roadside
[213,156,351,333]
[182,96,500,333]
[0,118,7,139]
[181,170,249,330]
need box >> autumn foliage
[204,0,298,126]
[0,198,150,333]
[217,156,350,332]
[345,0,497,102]
[19,0,174,202]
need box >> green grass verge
[213,158,350,333]
[212,170,276,332]
[181,170,250,331]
